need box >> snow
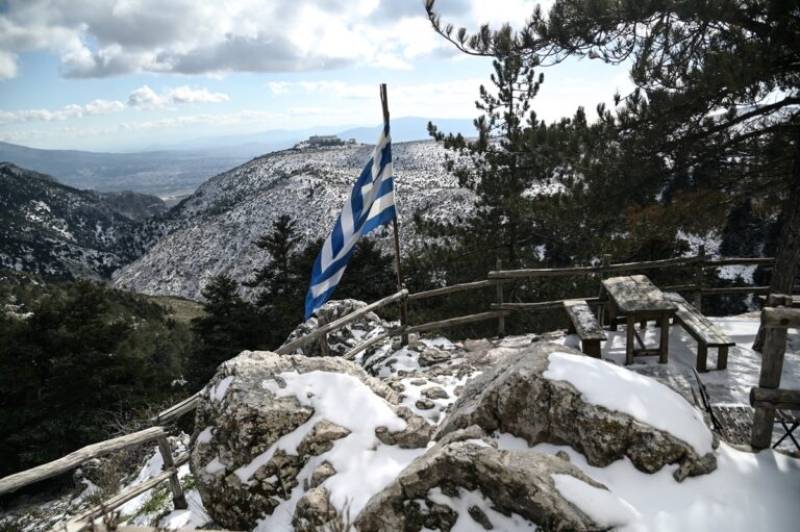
[551,474,639,528]
[426,487,537,532]
[535,442,800,532]
[544,351,714,455]
[209,375,233,402]
[249,370,424,530]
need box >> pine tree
[190,275,263,388]
[427,0,800,342]
[428,32,546,267]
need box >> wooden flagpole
[380,83,409,345]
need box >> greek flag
[304,124,396,318]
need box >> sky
[0,0,632,152]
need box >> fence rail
[2,252,793,521]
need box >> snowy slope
[112,140,474,299]
[0,163,152,279]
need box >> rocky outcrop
[436,342,717,481]
[281,299,392,357]
[355,427,627,531]
[189,350,430,530]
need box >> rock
[419,348,451,367]
[190,350,430,530]
[308,462,336,489]
[376,407,434,449]
[422,386,449,400]
[436,342,717,480]
[355,435,614,531]
[297,420,350,457]
[281,299,390,357]
[415,399,436,410]
[292,486,337,531]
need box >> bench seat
[563,299,606,357]
[664,291,735,372]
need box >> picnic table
[601,275,678,365]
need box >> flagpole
[380,83,409,345]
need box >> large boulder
[436,342,717,480]
[355,427,636,531]
[189,350,431,530]
[281,299,391,357]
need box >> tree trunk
[753,127,800,351]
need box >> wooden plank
[343,328,404,360]
[407,310,509,334]
[750,387,800,410]
[602,275,677,314]
[277,289,408,354]
[489,255,701,280]
[492,296,600,311]
[762,306,800,329]
[408,279,495,301]
[67,452,190,529]
[664,292,734,346]
[0,426,167,495]
[153,393,200,424]
[563,299,606,341]
[703,257,776,267]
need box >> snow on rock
[355,429,614,531]
[533,441,800,532]
[281,299,391,357]
[189,350,430,531]
[544,351,714,455]
[551,473,640,529]
[437,342,718,480]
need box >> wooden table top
[602,274,678,314]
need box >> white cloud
[267,78,488,120]
[0,51,18,79]
[0,99,124,124]
[0,84,228,124]
[0,0,540,78]
[127,85,229,108]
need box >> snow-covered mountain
[113,140,474,300]
[0,163,154,279]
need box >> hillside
[113,140,475,300]
[0,141,254,199]
[0,163,152,280]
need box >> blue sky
[0,0,631,152]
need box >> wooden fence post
[750,293,792,450]
[599,254,612,326]
[157,437,187,510]
[496,258,505,337]
[400,284,409,346]
[317,315,330,356]
[694,244,706,310]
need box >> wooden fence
[1,251,794,528]
[750,295,800,450]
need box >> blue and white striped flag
[304,125,396,318]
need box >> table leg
[608,303,618,331]
[626,315,635,365]
[659,314,669,364]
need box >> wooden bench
[563,299,607,357]
[664,292,735,372]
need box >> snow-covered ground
[7,314,799,531]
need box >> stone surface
[422,386,449,400]
[436,342,717,480]
[189,350,428,530]
[355,428,611,532]
[281,299,391,357]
